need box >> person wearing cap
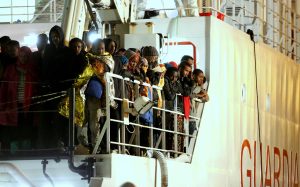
[164,61,178,71]
[168,61,178,69]
[141,46,159,69]
[120,55,129,69]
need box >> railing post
[162,99,166,150]
[68,87,75,151]
[10,0,12,23]
[134,81,140,156]
[106,73,111,153]
[150,87,154,148]
[174,94,178,157]
[183,116,189,153]
[54,0,57,22]
[121,78,126,154]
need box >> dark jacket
[43,25,72,92]
[163,76,182,110]
[179,76,193,96]
[112,55,124,99]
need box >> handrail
[91,72,206,160]
[135,3,300,63]
[30,0,55,23]
[0,0,63,23]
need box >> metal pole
[174,95,178,157]
[27,0,29,22]
[68,87,75,151]
[54,0,57,22]
[161,100,166,150]
[10,0,12,23]
[106,75,111,153]
[150,87,154,148]
[50,0,53,22]
[121,79,126,153]
[183,117,189,153]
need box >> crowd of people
[0,25,209,154]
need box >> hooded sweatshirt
[43,25,72,92]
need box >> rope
[0,91,66,106]
[0,94,66,113]
[251,31,264,186]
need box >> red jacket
[0,56,37,126]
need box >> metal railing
[0,0,63,23]
[135,0,300,63]
[91,73,205,160]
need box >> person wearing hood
[43,25,72,89]
[37,25,72,148]
[141,46,159,70]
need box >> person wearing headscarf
[122,49,141,102]
[137,58,153,147]
[124,49,140,73]
[83,53,116,151]
[137,57,149,82]
[84,55,107,150]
